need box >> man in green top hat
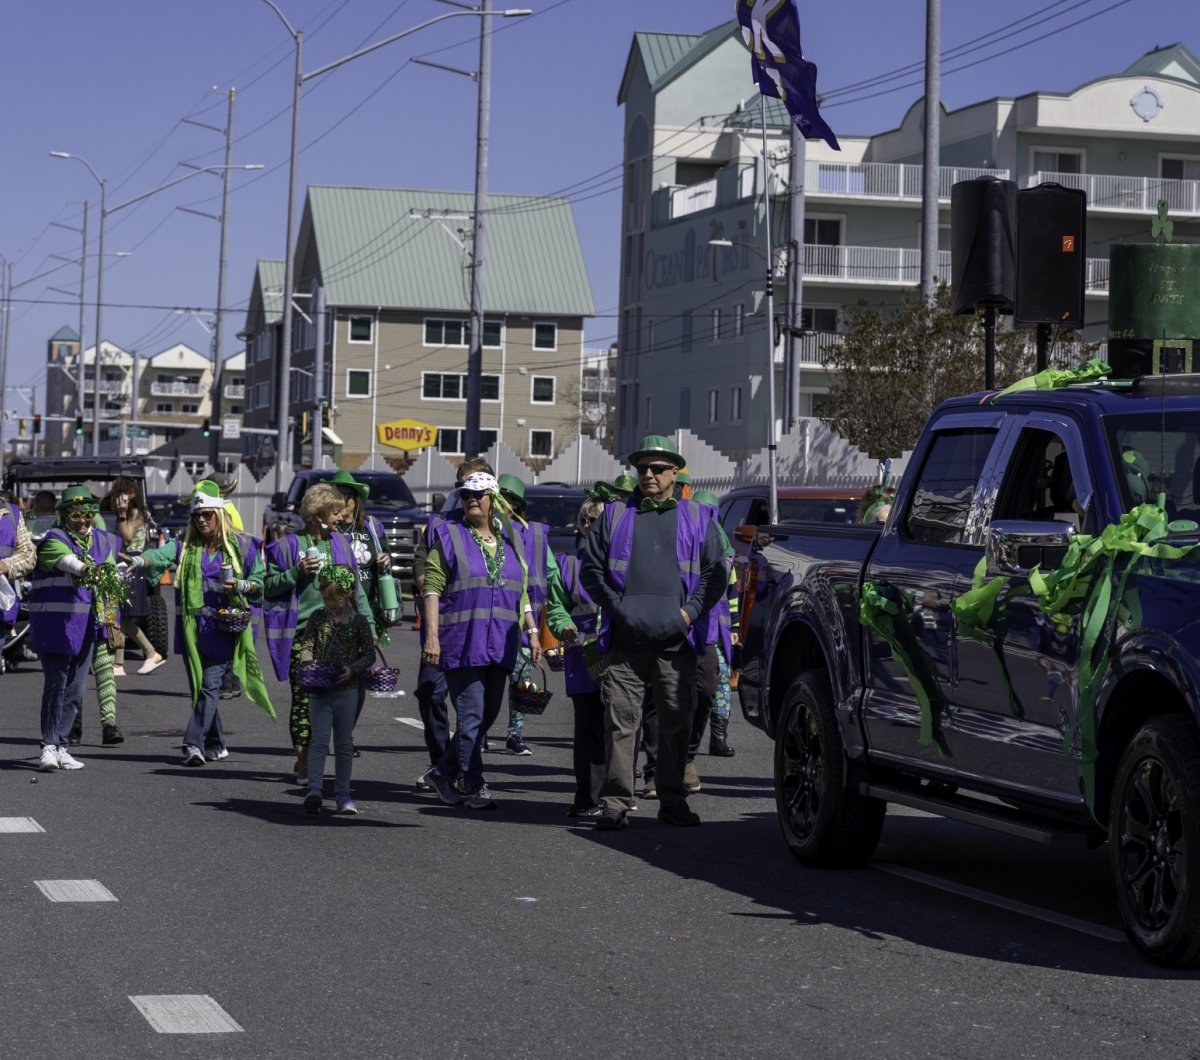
[581,434,726,830]
[610,474,636,497]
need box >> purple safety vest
[431,517,525,671]
[262,532,357,681]
[558,552,600,696]
[28,527,120,655]
[517,520,550,619]
[164,532,263,659]
[0,504,19,625]
[598,496,710,656]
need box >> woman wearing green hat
[29,487,124,772]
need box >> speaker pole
[1036,323,1050,372]
[984,306,996,390]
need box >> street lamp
[710,237,780,524]
[50,152,263,455]
[257,0,532,488]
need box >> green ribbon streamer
[859,581,948,754]
[990,358,1111,403]
[952,557,1025,720]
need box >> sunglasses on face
[461,489,487,500]
[579,516,594,528]
[193,510,218,521]
[636,463,675,477]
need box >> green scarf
[178,539,275,720]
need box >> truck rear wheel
[1110,715,1200,967]
[146,591,170,659]
[775,670,885,868]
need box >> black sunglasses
[636,463,675,476]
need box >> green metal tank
[1108,243,1200,377]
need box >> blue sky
[2,0,1194,418]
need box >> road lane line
[0,817,45,833]
[394,717,424,729]
[130,995,243,1034]
[873,863,1127,943]
[35,879,118,902]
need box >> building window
[422,372,500,400]
[800,307,839,332]
[1162,157,1200,181]
[57,343,72,358]
[706,388,719,425]
[254,382,269,409]
[730,386,743,423]
[531,376,555,403]
[805,217,842,245]
[348,315,373,344]
[533,323,557,350]
[1032,149,1082,176]
[346,369,372,397]
[711,308,722,342]
[424,319,503,348]
[529,429,553,457]
[155,403,172,414]
[733,303,745,338]
[181,403,199,414]
[437,427,498,456]
[682,310,693,353]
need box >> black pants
[571,691,606,810]
[688,644,719,759]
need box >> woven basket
[511,662,553,715]
[581,638,604,685]
[296,659,340,692]
[366,646,402,697]
[215,607,253,634]
[544,647,565,672]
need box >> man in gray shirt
[581,435,726,830]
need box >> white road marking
[874,863,1127,943]
[0,817,45,833]
[35,879,117,902]
[394,717,424,729]
[129,995,244,1034]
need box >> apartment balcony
[82,380,126,396]
[223,384,245,400]
[808,162,1009,202]
[1033,171,1200,216]
[150,381,206,398]
[803,244,952,285]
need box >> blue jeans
[184,658,227,753]
[438,664,509,795]
[308,685,358,797]
[40,638,94,747]
[415,660,449,766]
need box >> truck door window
[904,428,997,545]
[995,429,1080,527]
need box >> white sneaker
[204,747,229,761]
[112,666,127,677]
[183,746,206,767]
[39,745,59,772]
[138,654,167,675]
[56,748,85,770]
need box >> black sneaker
[594,809,628,831]
[427,769,464,806]
[506,734,532,756]
[102,724,124,745]
[657,803,701,827]
[68,725,83,747]
[304,792,323,815]
[567,804,603,818]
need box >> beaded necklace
[467,520,505,584]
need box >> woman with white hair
[420,471,540,810]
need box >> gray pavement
[3,606,1200,1058]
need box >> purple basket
[366,664,401,694]
[296,659,340,692]
[215,607,252,634]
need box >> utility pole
[464,0,493,459]
[786,121,806,429]
[207,89,237,470]
[313,284,326,466]
[0,259,10,473]
[920,0,942,305]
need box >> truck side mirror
[271,491,288,511]
[431,492,446,512]
[986,520,1076,576]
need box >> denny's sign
[377,418,438,451]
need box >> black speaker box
[951,177,1016,315]
[1015,183,1087,328]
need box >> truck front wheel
[1110,715,1200,967]
[775,670,885,868]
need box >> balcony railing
[223,384,246,400]
[802,244,952,284]
[150,381,206,397]
[1086,257,1110,294]
[83,380,126,396]
[793,331,843,366]
[1033,171,1200,216]
[808,161,1009,201]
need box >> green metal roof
[619,22,741,103]
[1123,42,1200,84]
[50,325,79,342]
[303,185,594,317]
[255,259,284,325]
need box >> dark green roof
[1123,42,1200,84]
[619,23,741,103]
[255,260,284,325]
[303,185,594,317]
[50,325,79,342]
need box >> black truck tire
[146,591,170,659]
[775,670,886,868]
[1110,714,1200,968]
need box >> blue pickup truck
[738,374,1200,966]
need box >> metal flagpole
[760,95,780,525]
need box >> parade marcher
[264,483,375,784]
[690,490,737,759]
[29,487,124,771]
[198,474,246,699]
[0,491,36,676]
[411,456,492,787]
[580,436,726,830]
[545,497,607,817]
[111,493,165,676]
[496,472,558,757]
[127,487,273,764]
[298,565,376,815]
[420,471,540,810]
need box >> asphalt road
[3,606,1200,1058]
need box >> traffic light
[74,415,84,436]
[201,418,211,438]
[321,405,331,429]
[32,414,41,435]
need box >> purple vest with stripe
[558,552,599,696]
[599,497,709,656]
[0,504,19,625]
[431,518,524,671]
[165,532,263,659]
[262,532,356,681]
[517,520,550,619]
[29,527,120,655]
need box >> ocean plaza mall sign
[377,418,438,451]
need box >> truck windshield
[525,496,582,530]
[354,475,417,508]
[1106,412,1200,521]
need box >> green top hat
[497,473,526,504]
[627,434,685,469]
[58,485,99,511]
[328,469,369,501]
[610,474,637,495]
[692,489,719,508]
